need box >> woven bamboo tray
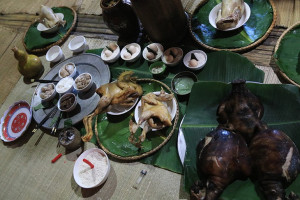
[188,0,277,52]
[274,21,300,88]
[23,6,77,53]
[95,78,180,161]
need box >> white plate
[177,116,186,165]
[37,13,64,34]
[0,101,32,142]
[73,148,110,188]
[134,91,177,131]
[209,2,251,31]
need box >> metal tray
[31,53,111,130]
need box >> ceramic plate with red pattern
[0,101,32,142]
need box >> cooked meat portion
[217,80,265,143]
[250,129,300,200]
[191,128,251,200]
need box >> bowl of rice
[73,148,110,188]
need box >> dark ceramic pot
[131,0,187,45]
[101,0,140,39]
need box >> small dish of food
[58,62,76,78]
[74,73,93,92]
[58,127,82,150]
[68,36,86,53]
[37,5,65,34]
[37,83,57,102]
[73,148,110,188]
[46,45,64,63]
[149,61,166,76]
[209,1,251,31]
[183,50,207,71]
[58,93,77,112]
[56,77,75,95]
[142,43,164,62]
[134,91,177,131]
[101,42,120,63]
[120,43,141,62]
[162,47,183,67]
[171,71,198,96]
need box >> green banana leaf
[190,0,274,49]
[182,81,300,198]
[83,49,264,174]
[24,7,75,50]
[274,24,300,85]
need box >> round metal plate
[31,53,111,129]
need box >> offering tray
[181,81,300,197]
[31,53,110,130]
[95,79,179,161]
[189,0,277,51]
[23,6,77,53]
[274,21,300,87]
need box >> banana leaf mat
[74,48,265,174]
[182,81,300,198]
[274,22,300,87]
[23,7,76,53]
[189,0,276,51]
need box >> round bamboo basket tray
[274,21,300,88]
[23,6,77,53]
[95,78,180,161]
[188,0,277,52]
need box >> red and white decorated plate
[0,101,32,142]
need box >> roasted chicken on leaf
[217,80,265,143]
[191,128,251,200]
[82,71,143,142]
[129,89,174,148]
[250,129,300,200]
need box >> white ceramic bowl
[58,93,77,112]
[142,43,164,62]
[37,13,64,34]
[101,43,120,63]
[183,50,207,71]
[74,73,93,92]
[58,62,77,79]
[161,47,183,67]
[68,36,86,53]
[209,2,251,31]
[120,43,141,62]
[37,83,57,102]
[56,77,75,95]
[73,148,110,189]
[46,45,64,63]
[134,91,177,131]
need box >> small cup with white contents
[58,62,77,79]
[183,50,207,71]
[120,43,141,62]
[101,42,120,63]
[55,76,75,95]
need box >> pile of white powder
[78,150,108,187]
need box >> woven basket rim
[188,0,277,52]
[273,21,300,88]
[95,78,180,161]
[22,6,77,53]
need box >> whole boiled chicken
[217,80,265,143]
[250,129,300,200]
[216,0,245,30]
[39,5,66,28]
[191,128,251,200]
